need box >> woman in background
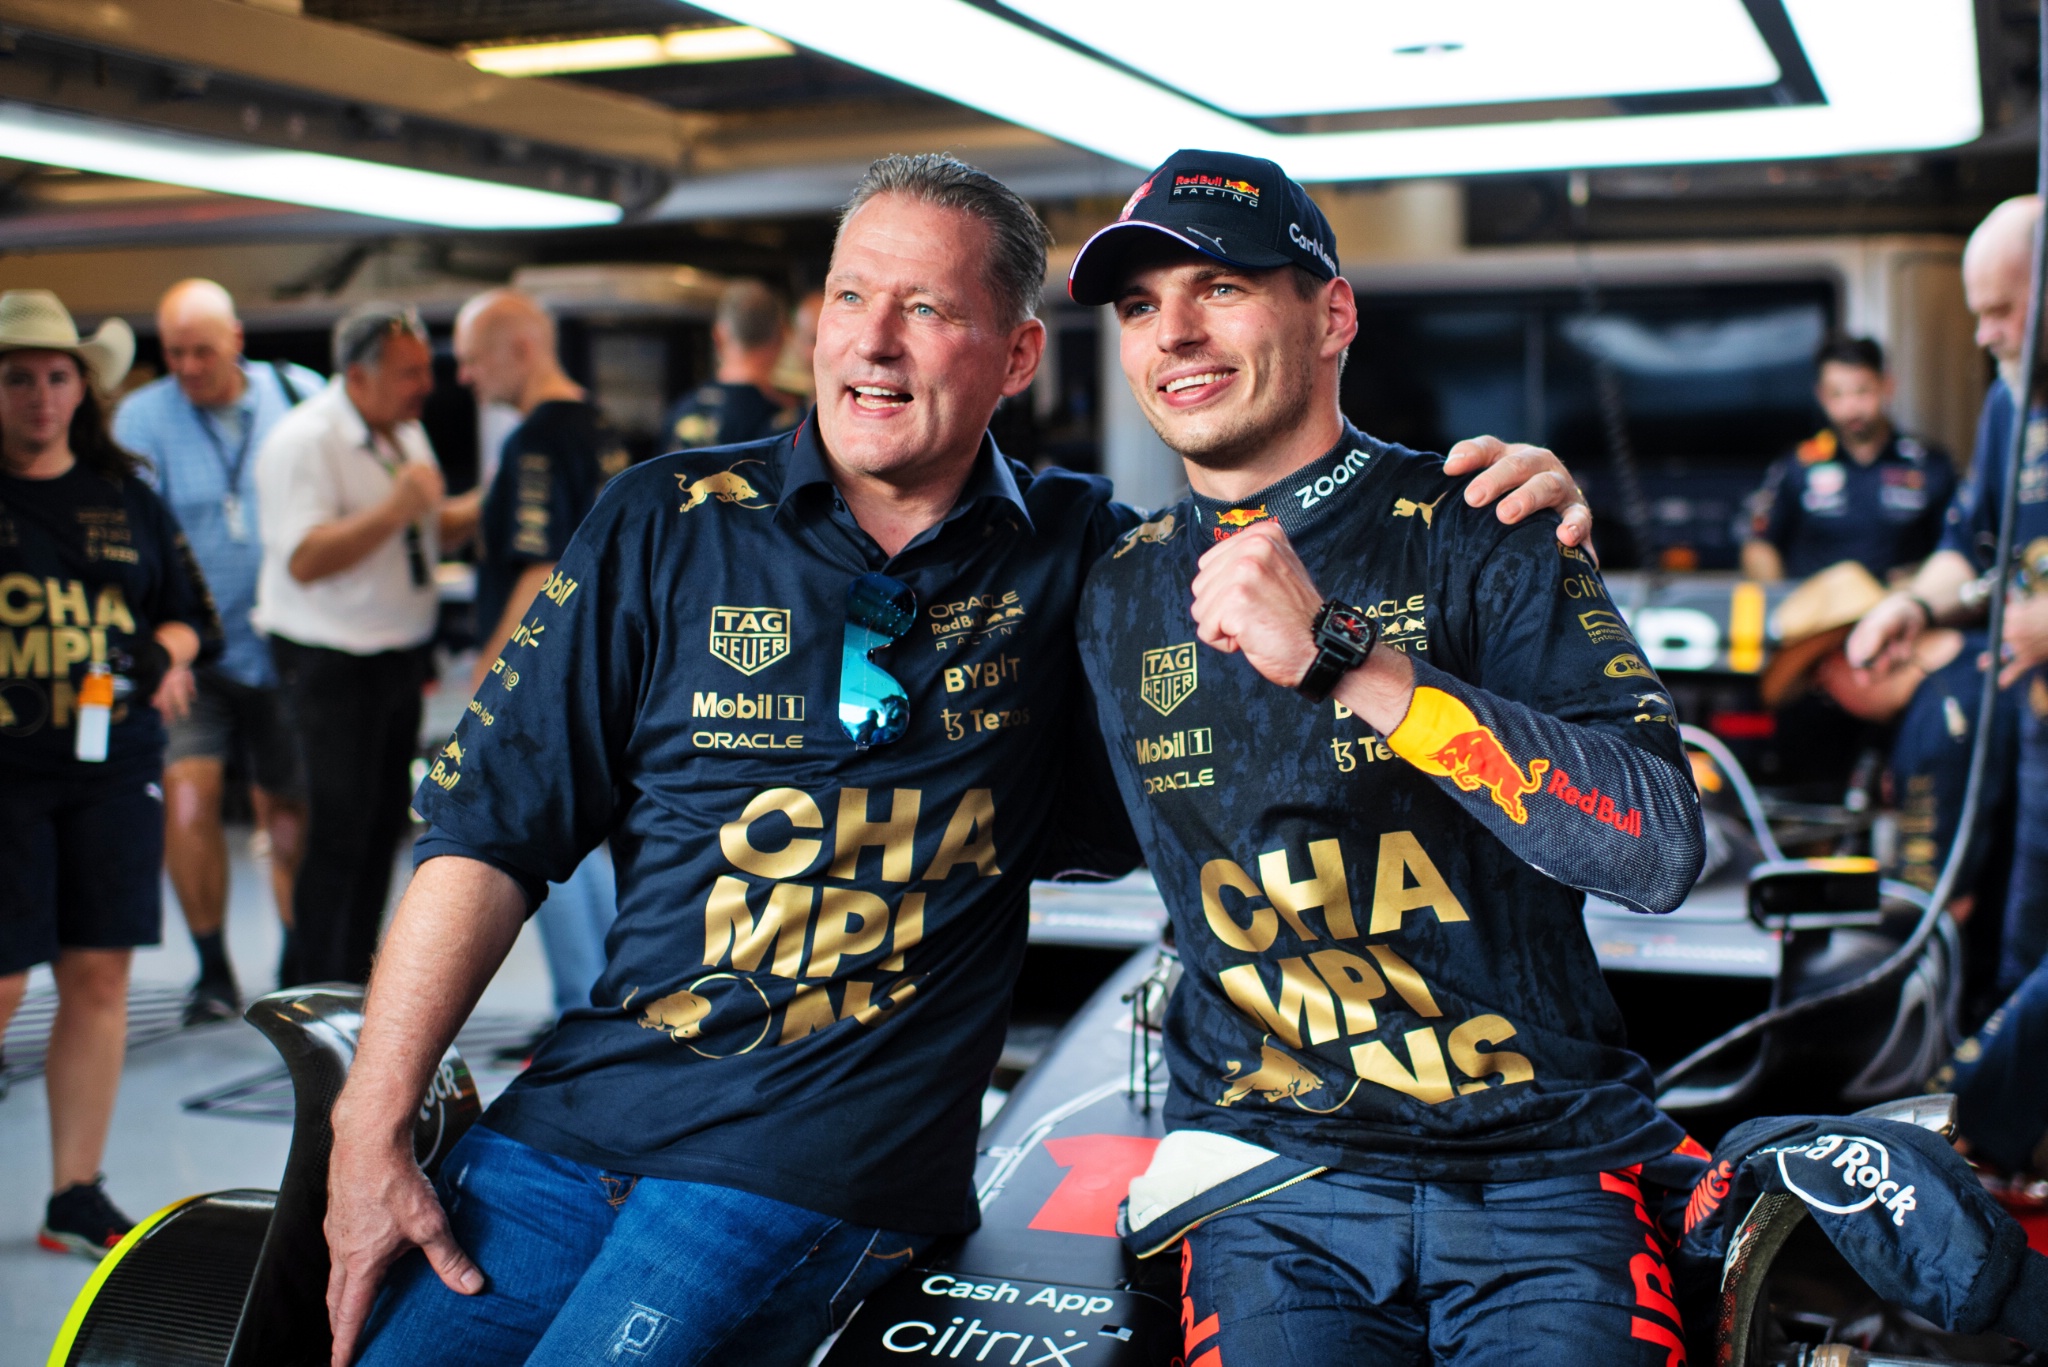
[0,289,221,1258]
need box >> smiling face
[814,193,1043,490]
[1113,240,1355,482]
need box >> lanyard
[197,394,257,496]
[364,429,431,588]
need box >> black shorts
[0,767,164,976]
[163,666,306,799]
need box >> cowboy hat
[0,290,135,392]
[1759,559,1891,708]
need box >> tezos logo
[1776,1132,1917,1227]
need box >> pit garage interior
[1,2,2047,1364]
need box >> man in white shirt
[253,304,479,984]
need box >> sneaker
[182,976,241,1027]
[39,1176,133,1260]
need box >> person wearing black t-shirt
[664,279,801,452]
[453,288,626,1023]
[0,289,222,1261]
[1070,152,1704,1364]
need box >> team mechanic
[323,154,1593,1367]
[1072,150,1707,1363]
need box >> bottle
[75,662,113,763]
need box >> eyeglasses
[839,572,917,750]
[337,309,426,370]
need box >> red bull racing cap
[1067,148,1340,306]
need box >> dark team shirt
[1750,427,1956,580]
[1941,379,2048,575]
[474,400,628,639]
[0,463,223,777]
[1885,632,2017,895]
[666,380,799,452]
[1078,427,1704,1183]
[411,422,1134,1233]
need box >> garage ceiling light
[0,101,623,230]
[1004,0,1782,118]
[462,25,793,77]
[696,0,1981,179]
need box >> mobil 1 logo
[823,1272,1174,1365]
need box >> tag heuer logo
[1141,642,1198,716]
[710,606,791,676]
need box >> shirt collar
[1189,423,1380,541]
[775,416,1033,533]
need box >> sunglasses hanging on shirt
[839,572,917,750]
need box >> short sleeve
[1750,456,1799,552]
[1940,386,2009,569]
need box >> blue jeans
[534,846,617,1017]
[358,1125,932,1366]
[1177,1166,1689,1365]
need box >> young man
[451,287,626,1021]
[323,155,1591,1367]
[1741,334,1956,583]
[1072,150,1705,1363]
[115,279,320,1017]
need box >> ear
[1323,276,1360,359]
[1000,317,1047,399]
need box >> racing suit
[1078,427,1706,1364]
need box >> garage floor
[0,831,554,1366]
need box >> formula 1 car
[40,741,2000,1367]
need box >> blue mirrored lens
[839,573,917,749]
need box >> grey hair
[718,279,786,351]
[332,302,430,373]
[839,153,1052,327]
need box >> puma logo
[1392,493,1447,527]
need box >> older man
[325,155,1590,1367]
[451,287,626,1024]
[114,280,321,1018]
[665,278,800,450]
[1849,194,2048,997]
[253,304,479,986]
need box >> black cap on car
[1067,149,1339,306]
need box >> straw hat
[0,290,135,392]
[1760,559,1891,707]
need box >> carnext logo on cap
[1289,222,1337,274]
[1173,173,1260,207]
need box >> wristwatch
[1296,598,1377,703]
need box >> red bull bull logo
[1212,504,1270,540]
[1430,728,1549,825]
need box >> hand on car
[1443,436,1593,549]
[326,1127,483,1366]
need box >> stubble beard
[1146,364,1317,477]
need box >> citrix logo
[1288,221,1337,274]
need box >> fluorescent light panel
[1005,0,1782,117]
[463,25,792,77]
[697,0,1981,180]
[0,101,622,230]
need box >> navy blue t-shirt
[474,399,627,639]
[1750,427,1956,580]
[666,381,799,452]
[0,463,222,778]
[413,422,1134,1233]
[1941,379,2048,574]
[1079,429,1704,1183]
